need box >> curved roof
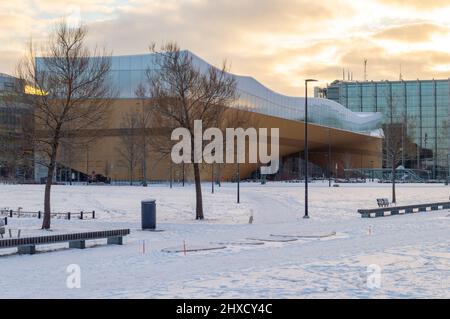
[41,51,382,134]
[231,71,382,134]
[185,52,383,134]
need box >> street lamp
[237,163,240,204]
[304,79,318,219]
[446,153,450,184]
[328,128,332,187]
[212,163,215,194]
[182,162,185,187]
[370,160,374,182]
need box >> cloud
[0,0,128,75]
[2,0,450,96]
[339,39,450,81]
[0,51,21,76]
[85,0,353,94]
[377,0,450,10]
[374,23,449,42]
[30,0,122,15]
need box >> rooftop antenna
[364,59,368,81]
[347,70,350,81]
[399,64,403,81]
[342,68,345,81]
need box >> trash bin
[141,199,156,230]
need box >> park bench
[358,201,450,218]
[376,198,390,207]
[0,218,5,238]
[0,229,130,255]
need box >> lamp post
[304,79,318,219]
[212,163,214,194]
[423,133,428,172]
[169,161,173,189]
[86,145,89,185]
[446,153,450,185]
[370,160,374,182]
[182,162,185,187]
[328,128,331,187]
[237,163,240,204]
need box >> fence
[0,209,95,220]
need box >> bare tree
[16,21,114,229]
[439,119,450,179]
[384,124,402,203]
[383,120,416,203]
[116,111,141,185]
[135,85,179,187]
[144,43,237,220]
[383,92,417,203]
[217,107,258,201]
[135,84,153,186]
[343,153,353,170]
[58,122,90,185]
[59,136,77,184]
[104,160,111,181]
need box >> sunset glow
[2,0,450,95]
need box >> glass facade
[0,73,17,92]
[0,74,25,129]
[101,53,383,134]
[234,77,382,133]
[0,74,33,181]
[320,80,450,177]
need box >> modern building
[0,73,33,181]
[317,79,450,178]
[33,52,383,183]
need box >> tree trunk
[142,139,148,186]
[193,162,204,220]
[182,162,185,187]
[142,157,147,186]
[170,162,173,189]
[130,165,133,186]
[392,164,396,204]
[42,146,58,230]
[42,172,53,229]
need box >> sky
[2,0,450,96]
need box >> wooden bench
[0,229,130,255]
[376,198,390,207]
[358,201,450,218]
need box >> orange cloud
[3,0,450,96]
[374,23,449,42]
[377,0,450,10]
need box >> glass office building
[317,80,450,177]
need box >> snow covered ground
[0,181,449,298]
